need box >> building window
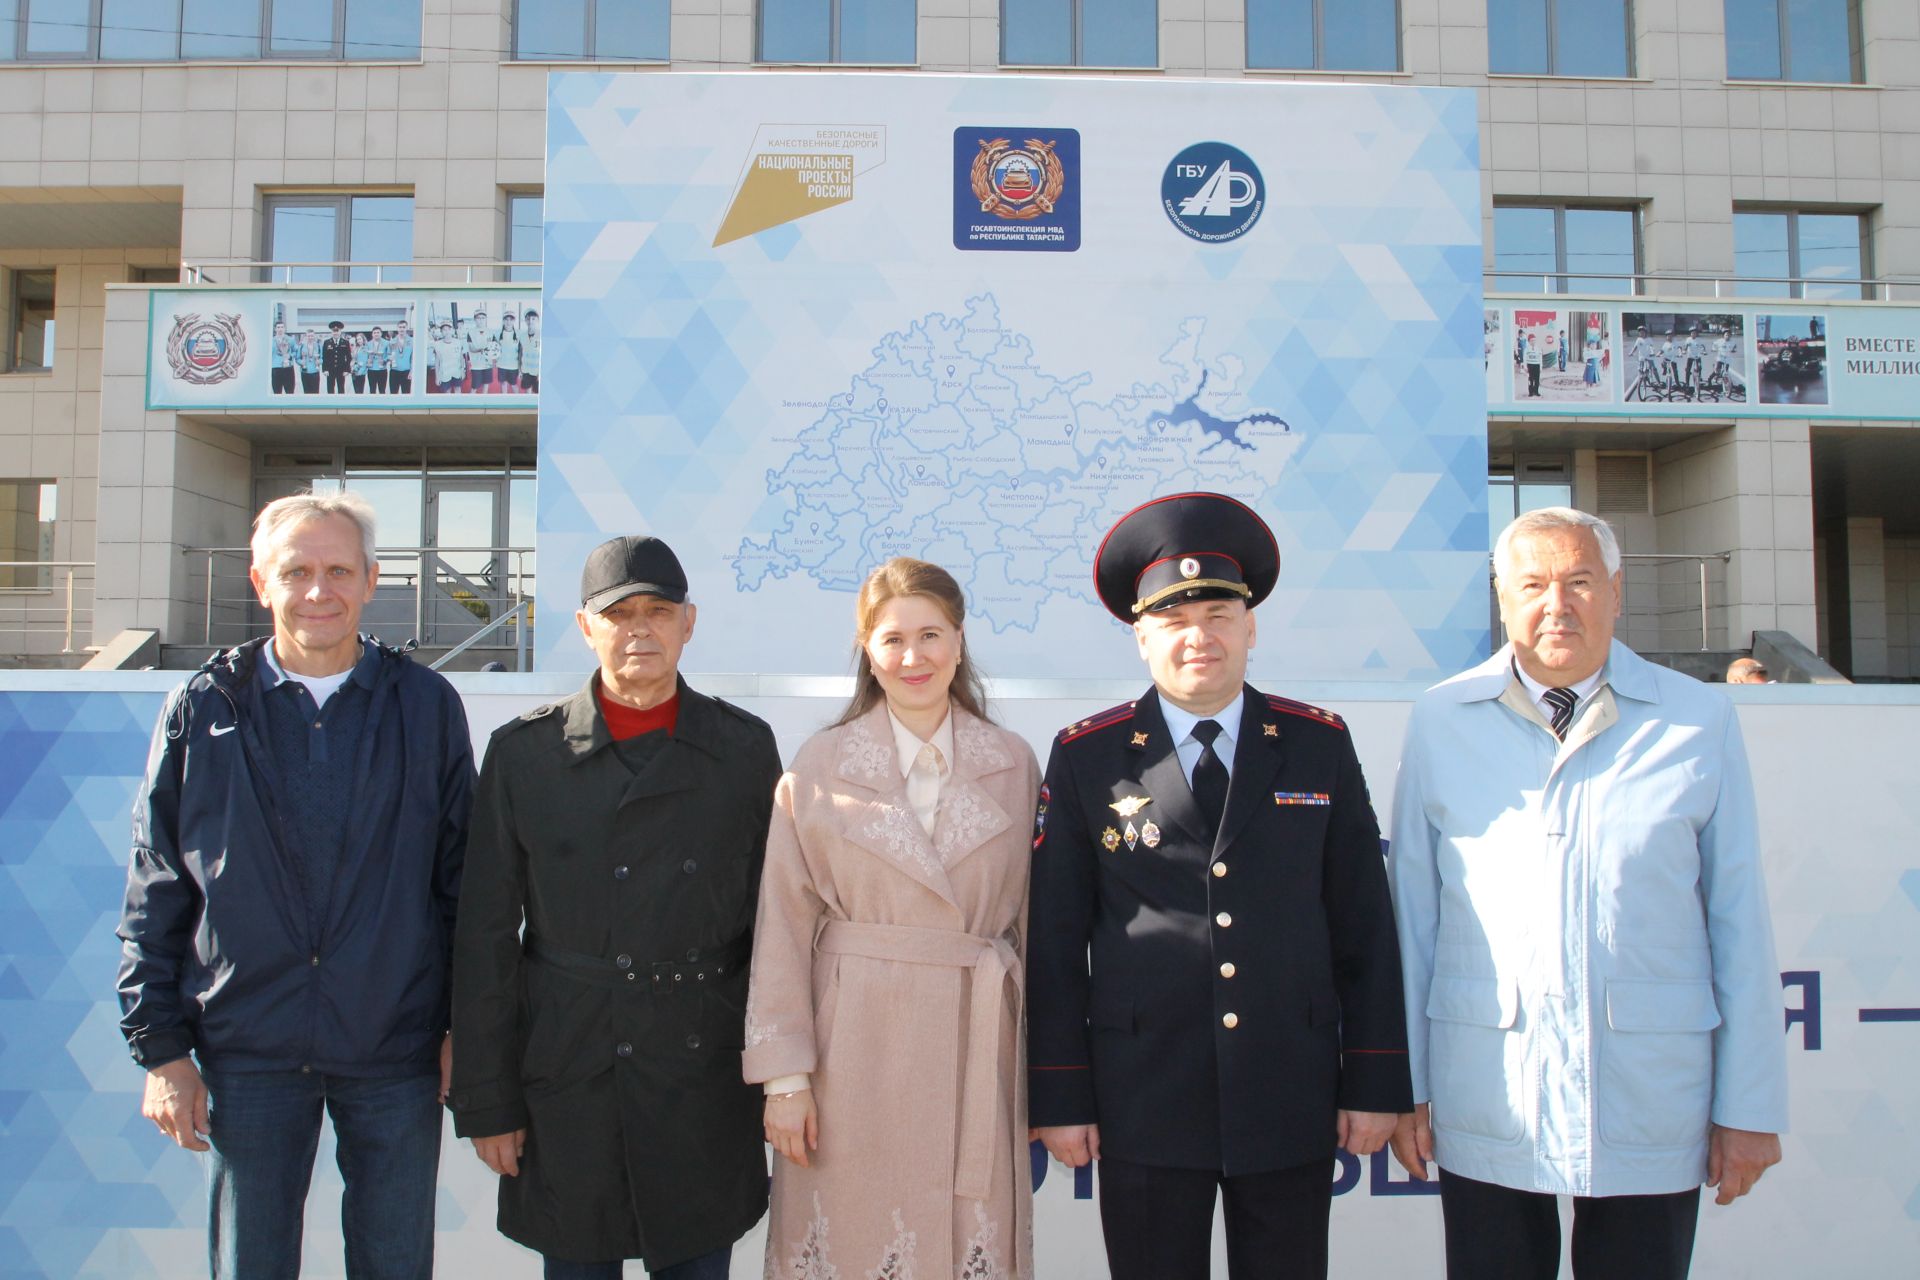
[1246,0,1398,71]
[1492,204,1639,294]
[513,0,668,61]
[262,195,414,284]
[507,194,543,283]
[1487,0,1632,78]
[1725,0,1860,83]
[1002,0,1156,67]
[1488,453,1571,549]
[0,0,421,61]
[759,0,915,63]
[1733,210,1868,300]
[0,480,56,590]
[4,269,54,373]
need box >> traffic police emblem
[165,312,247,386]
[971,137,1066,220]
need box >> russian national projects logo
[952,127,1081,252]
[1161,142,1264,244]
[714,124,887,247]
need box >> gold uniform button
[1215,912,1232,928]
[1212,862,1227,878]
[1222,1012,1239,1029]
[1219,962,1236,978]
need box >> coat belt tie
[815,919,1019,1201]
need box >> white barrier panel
[1,674,1913,1276]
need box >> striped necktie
[1542,686,1578,740]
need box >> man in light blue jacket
[1388,507,1786,1280]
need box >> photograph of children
[1485,309,1506,403]
[1621,312,1747,403]
[268,301,417,399]
[1755,313,1828,405]
[1511,310,1612,403]
[422,298,538,395]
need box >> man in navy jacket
[117,491,474,1280]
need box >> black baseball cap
[1094,492,1280,622]
[580,535,689,613]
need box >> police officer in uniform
[450,535,782,1280]
[1027,492,1411,1280]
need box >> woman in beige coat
[746,558,1041,1280]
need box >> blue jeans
[203,1068,442,1280]
[543,1245,731,1279]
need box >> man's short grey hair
[251,491,379,573]
[1493,507,1622,581]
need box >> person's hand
[1390,1103,1433,1180]
[1706,1125,1780,1205]
[143,1058,210,1151]
[1035,1124,1100,1168]
[473,1129,527,1177]
[438,1032,453,1105]
[1338,1109,1398,1157]
[765,1090,819,1168]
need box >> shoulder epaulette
[1264,693,1346,730]
[494,702,561,737]
[1057,701,1137,745]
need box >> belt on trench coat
[525,934,751,991]
[815,919,1019,1201]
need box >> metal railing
[1487,269,1900,300]
[0,561,93,653]
[181,545,535,657]
[430,601,532,672]
[177,261,541,286]
[1492,551,1734,653]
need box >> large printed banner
[1485,297,1920,418]
[145,286,543,409]
[1,679,1916,1277]
[537,73,1490,680]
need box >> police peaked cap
[1094,492,1280,622]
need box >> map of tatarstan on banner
[735,295,1299,635]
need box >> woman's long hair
[831,558,992,727]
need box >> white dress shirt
[1158,690,1245,787]
[1511,661,1605,727]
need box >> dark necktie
[1190,719,1229,832]
[1542,686,1578,740]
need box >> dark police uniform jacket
[1026,683,1411,1175]
[449,674,782,1268]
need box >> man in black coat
[321,319,353,394]
[450,535,782,1280]
[1027,492,1412,1280]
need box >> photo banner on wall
[537,72,1490,680]
[1486,295,1920,417]
[145,286,544,408]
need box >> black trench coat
[450,674,782,1268]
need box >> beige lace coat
[744,702,1041,1280]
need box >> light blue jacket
[1390,641,1788,1197]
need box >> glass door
[424,478,507,646]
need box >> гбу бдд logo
[953,127,1081,252]
[1161,142,1264,244]
[165,313,247,385]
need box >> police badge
[971,137,1067,221]
[165,313,247,386]
[1101,826,1121,852]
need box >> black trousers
[270,365,294,394]
[299,369,319,393]
[1098,1155,1333,1280]
[369,369,387,392]
[1438,1170,1700,1280]
[325,370,346,393]
[390,370,411,393]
